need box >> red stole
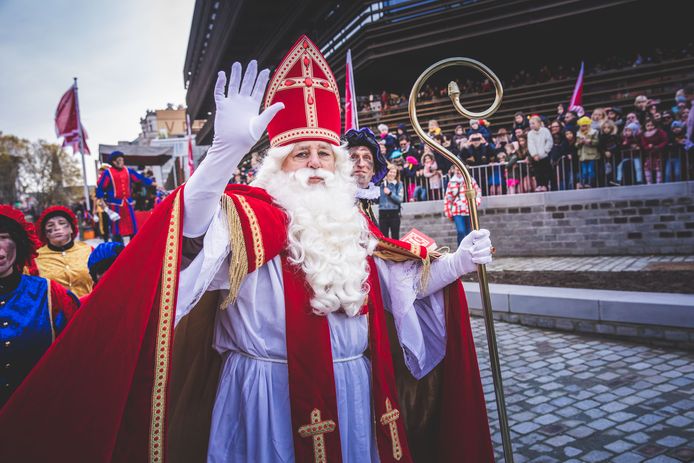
[282,254,412,463]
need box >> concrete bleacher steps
[463,282,694,349]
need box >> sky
[0,0,194,184]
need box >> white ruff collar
[355,183,380,200]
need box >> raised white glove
[418,229,493,298]
[183,60,284,237]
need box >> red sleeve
[49,280,80,320]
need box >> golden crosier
[408,58,514,463]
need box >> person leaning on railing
[666,120,686,182]
[378,164,404,239]
[616,123,644,185]
[527,116,553,192]
[598,120,620,187]
[640,118,668,184]
[444,166,482,245]
[576,116,600,188]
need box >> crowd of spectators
[227,82,693,203]
[358,45,694,115]
[362,86,693,201]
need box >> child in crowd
[616,123,644,185]
[576,116,600,188]
[598,119,620,186]
[640,119,668,184]
[444,165,482,245]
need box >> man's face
[626,113,637,124]
[349,146,375,188]
[636,99,648,110]
[529,119,540,131]
[44,216,72,246]
[470,136,482,147]
[514,115,523,124]
[0,232,17,277]
[399,140,409,151]
[112,157,125,169]
[281,141,336,185]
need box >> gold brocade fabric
[36,241,93,297]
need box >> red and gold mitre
[264,35,341,147]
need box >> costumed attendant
[95,150,153,243]
[0,36,495,463]
[35,206,93,298]
[0,205,79,407]
[345,127,388,224]
[87,242,124,286]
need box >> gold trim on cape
[236,195,265,271]
[149,190,181,463]
[220,194,248,309]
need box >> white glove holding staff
[183,61,284,237]
[455,229,493,275]
[419,229,494,297]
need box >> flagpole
[348,49,359,129]
[72,77,91,215]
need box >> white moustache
[292,168,336,187]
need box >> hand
[533,155,540,162]
[454,229,493,275]
[213,60,284,150]
[383,187,391,195]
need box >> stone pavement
[486,255,694,273]
[473,317,694,462]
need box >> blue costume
[0,276,77,405]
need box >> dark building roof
[185,0,670,145]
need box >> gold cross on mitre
[298,408,337,463]
[380,398,403,460]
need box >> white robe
[176,206,448,463]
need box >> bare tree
[0,133,26,204]
[17,139,83,210]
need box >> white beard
[253,144,374,317]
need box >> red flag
[55,84,90,154]
[344,49,358,131]
[186,113,195,176]
[569,61,585,111]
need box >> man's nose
[307,152,321,169]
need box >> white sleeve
[375,258,446,380]
[175,206,231,326]
[182,142,245,238]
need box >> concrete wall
[392,181,694,256]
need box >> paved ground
[473,317,694,462]
[486,256,694,273]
